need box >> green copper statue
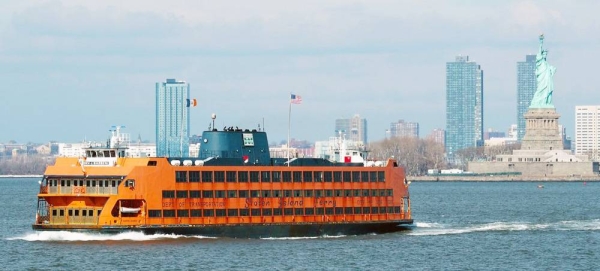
[530,34,556,108]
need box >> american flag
[290,94,302,104]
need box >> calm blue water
[2,178,599,270]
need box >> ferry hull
[33,220,414,238]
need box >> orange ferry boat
[33,126,413,238]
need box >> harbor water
[2,178,599,270]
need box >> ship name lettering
[245,198,270,208]
[278,198,303,207]
[315,199,336,206]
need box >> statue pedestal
[521,108,563,150]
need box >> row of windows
[47,179,122,188]
[149,206,402,218]
[162,189,394,199]
[52,209,100,217]
[175,170,386,183]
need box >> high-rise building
[427,128,445,146]
[445,55,483,159]
[517,55,537,141]
[335,114,367,143]
[156,79,191,157]
[575,106,600,160]
[389,120,419,138]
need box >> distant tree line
[0,155,55,175]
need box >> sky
[1,0,599,144]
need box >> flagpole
[287,93,291,166]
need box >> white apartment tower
[575,106,600,161]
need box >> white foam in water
[8,231,216,242]
[407,220,587,236]
[261,234,347,240]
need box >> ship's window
[284,208,293,215]
[325,190,333,197]
[85,180,90,187]
[292,171,302,182]
[294,208,304,215]
[282,171,291,182]
[283,190,292,197]
[202,171,213,182]
[371,190,378,196]
[305,208,314,215]
[215,190,226,198]
[344,189,352,197]
[380,207,387,214]
[226,171,237,183]
[315,190,323,198]
[228,209,238,217]
[92,181,96,187]
[273,190,282,197]
[147,161,157,166]
[227,190,238,198]
[251,209,261,216]
[378,172,385,182]
[394,207,401,214]
[162,190,175,198]
[294,190,302,197]
[304,190,314,197]
[74,210,80,216]
[371,207,379,214]
[189,190,201,198]
[387,207,394,213]
[175,171,187,183]
[262,190,271,197]
[214,171,225,182]
[240,209,249,216]
[370,171,377,182]
[61,180,65,186]
[149,210,162,217]
[324,171,332,182]
[352,172,361,182]
[272,171,281,182]
[239,190,248,198]
[335,190,343,197]
[60,209,65,216]
[263,209,273,216]
[353,189,361,197]
[52,209,57,216]
[361,172,369,182]
[343,172,351,182]
[333,172,341,182]
[191,209,202,217]
[325,208,334,215]
[313,171,322,182]
[80,180,84,186]
[362,189,369,197]
[380,189,387,196]
[344,207,353,214]
[97,210,101,216]
[99,180,103,187]
[177,210,189,217]
[111,181,116,187]
[362,207,371,214]
[303,171,312,182]
[103,151,110,157]
[189,171,200,182]
[216,209,226,217]
[273,208,282,216]
[250,171,259,182]
[250,190,260,198]
[176,190,188,198]
[238,171,248,182]
[68,209,73,216]
[67,180,71,187]
[203,209,214,217]
[316,208,324,215]
[202,191,213,198]
[260,171,270,182]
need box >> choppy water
[2,178,599,270]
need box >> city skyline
[1,1,599,144]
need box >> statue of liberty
[530,34,556,108]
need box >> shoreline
[410,175,600,182]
